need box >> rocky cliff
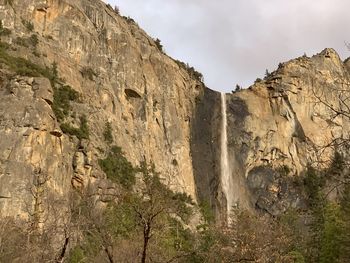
[203,48,350,216]
[0,0,204,224]
[0,0,349,228]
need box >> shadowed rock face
[190,88,222,217]
[0,0,349,228]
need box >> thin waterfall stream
[220,92,233,220]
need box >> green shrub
[60,115,89,140]
[122,16,136,24]
[80,66,97,81]
[44,35,53,40]
[14,37,29,47]
[113,5,120,14]
[199,200,215,224]
[49,61,59,83]
[160,217,196,258]
[52,85,79,121]
[154,38,163,52]
[103,121,113,144]
[171,192,194,221]
[68,246,85,263]
[264,69,270,79]
[29,34,39,47]
[33,50,40,57]
[22,19,34,32]
[303,166,324,208]
[174,59,203,82]
[60,123,77,137]
[104,200,137,238]
[277,165,291,177]
[328,151,344,176]
[319,203,342,263]
[98,146,136,189]
[339,183,350,261]
[14,34,39,48]
[255,78,262,83]
[0,44,47,77]
[287,251,305,263]
[0,41,9,50]
[79,115,90,139]
[173,192,194,205]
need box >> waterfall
[220,92,232,220]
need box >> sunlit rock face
[221,48,350,216]
[191,48,350,218]
[0,0,202,223]
[0,0,349,227]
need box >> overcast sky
[106,0,350,92]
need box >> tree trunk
[141,224,151,263]
[104,246,114,263]
[56,237,69,263]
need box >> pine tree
[338,183,350,261]
[304,166,325,262]
[319,203,341,263]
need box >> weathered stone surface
[0,0,349,225]
[0,72,74,221]
[0,0,202,223]
[223,49,350,215]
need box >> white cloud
[107,0,350,92]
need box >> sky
[106,0,350,92]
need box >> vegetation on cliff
[0,31,89,141]
[98,146,136,189]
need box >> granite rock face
[0,74,74,223]
[0,0,202,223]
[221,49,350,215]
[0,0,349,225]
